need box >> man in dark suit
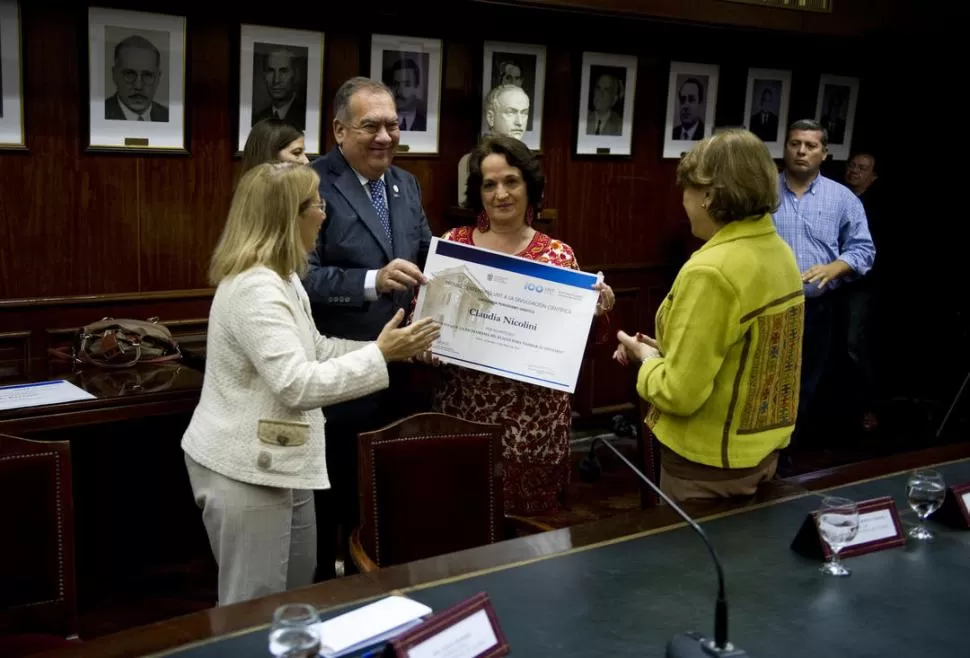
[104,35,169,122]
[251,47,306,130]
[304,76,432,580]
[671,77,705,140]
[385,56,426,131]
[749,87,779,142]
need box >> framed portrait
[0,0,25,149]
[663,61,719,159]
[815,73,859,161]
[575,52,637,156]
[370,33,442,155]
[480,41,546,151]
[87,7,187,153]
[742,68,791,158]
[236,25,324,156]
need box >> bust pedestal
[457,152,471,207]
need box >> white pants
[184,453,316,606]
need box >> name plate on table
[937,482,970,528]
[791,496,905,560]
[385,592,509,658]
[413,237,599,393]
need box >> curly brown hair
[464,135,545,214]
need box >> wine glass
[816,496,860,577]
[906,469,946,540]
[268,603,321,658]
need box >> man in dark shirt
[843,152,884,431]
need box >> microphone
[579,437,749,658]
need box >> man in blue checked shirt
[772,119,875,458]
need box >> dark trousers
[313,363,425,581]
[844,283,878,411]
[790,294,837,451]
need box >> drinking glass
[268,603,321,658]
[816,496,860,577]
[906,469,946,540]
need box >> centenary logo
[523,282,544,293]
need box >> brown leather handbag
[49,317,182,368]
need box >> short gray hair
[333,76,393,124]
[787,119,828,147]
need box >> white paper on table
[844,509,896,547]
[0,380,96,411]
[315,595,432,658]
[413,237,599,393]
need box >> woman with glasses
[181,162,439,605]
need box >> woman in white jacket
[182,162,438,605]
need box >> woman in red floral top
[431,135,615,515]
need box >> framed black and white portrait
[743,67,791,158]
[237,25,324,155]
[575,51,637,156]
[370,33,442,155]
[815,73,859,161]
[87,7,187,153]
[663,61,719,158]
[0,0,25,150]
[480,41,546,151]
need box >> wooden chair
[0,434,80,654]
[349,413,549,571]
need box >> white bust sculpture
[458,84,531,206]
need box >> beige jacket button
[257,451,272,469]
[276,434,289,446]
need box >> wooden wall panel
[0,0,926,414]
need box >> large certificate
[412,237,599,393]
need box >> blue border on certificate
[434,240,596,289]
[438,354,570,388]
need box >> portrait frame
[480,40,546,152]
[742,68,791,158]
[86,7,187,154]
[0,0,26,150]
[236,24,324,156]
[575,51,637,157]
[663,61,719,159]
[815,73,859,161]
[369,33,442,156]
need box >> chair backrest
[0,434,77,637]
[357,412,504,568]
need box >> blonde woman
[615,129,805,502]
[182,162,438,605]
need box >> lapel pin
[392,184,399,194]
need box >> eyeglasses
[346,121,400,135]
[120,70,157,85]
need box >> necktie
[400,116,407,130]
[367,179,393,246]
[138,115,145,121]
[595,120,602,135]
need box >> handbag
[49,316,182,368]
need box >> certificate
[413,237,599,393]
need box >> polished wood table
[36,442,970,657]
[1,363,210,636]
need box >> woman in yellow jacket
[615,128,805,502]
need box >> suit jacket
[672,120,705,140]
[181,266,389,490]
[253,95,307,131]
[104,94,169,122]
[399,107,426,131]
[749,111,779,141]
[586,110,622,136]
[304,146,433,342]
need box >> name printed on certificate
[413,237,599,393]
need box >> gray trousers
[184,453,316,606]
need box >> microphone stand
[582,437,749,658]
